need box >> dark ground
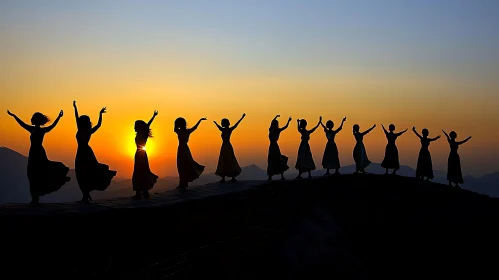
[1,174,499,279]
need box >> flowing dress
[132,134,158,191]
[27,128,70,196]
[381,132,400,170]
[295,129,315,173]
[353,132,370,171]
[215,128,242,177]
[75,130,117,193]
[322,129,340,169]
[267,129,289,176]
[176,129,204,183]
[416,138,434,179]
[447,140,464,184]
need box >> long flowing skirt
[353,141,370,171]
[215,142,242,177]
[447,151,463,184]
[27,145,70,196]
[381,143,400,170]
[132,149,158,191]
[75,145,117,192]
[295,141,315,173]
[177,143,205,183]
[267,141,289,176]
[322,140,340,169]
[416,148,434,179]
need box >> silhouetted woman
[380,124,408,175]
[443,129,471,188]
[73,101,117,203]
[175,117,206,189]
[132,110,159,199]
[7,110,70,204]
[320,117,346,176]
[353,124,376,174]
[267,115,292,181]
[412,127,440,180]
[295,117,321,179]
[214,114,245,183]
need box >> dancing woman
[412,127,440,180]
[352,124,376,173]
[267,115,292,180]
[175,117,206,189]
[132,110,159,199]
[7,109,70,204]
[295,117,321,179]
[443,129,471,188]
[380,124,407,175]
[73,101,117,203]
[320,117,346,176]
[214,114,246,183]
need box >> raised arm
[43,110,63,133]
[308,116,322,133]
[7,110,34,132]
[395,129,408,137]
[412,127,422,139]
[381,124,388,134]
[90,107,106,134]
[361,124,376,136]
[73,100,79,123]
[272,115,280,121]
[279,117,292,132]
[334,117,347,133]
[230,113,246,130]
[213,120,223,131]
[457,136,472,145]
[296,119,301,131]
[148,110,158,126]
[319,120,326,130]
[188,118,207,133]
[429,135,441,142]
[442,130,450,141]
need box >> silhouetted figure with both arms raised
[353,124,376,174]
[320,117,346,176]
[295,117,321,179]
[413,127,440,180]
[132,110,159,199]
[73,101,117,203]
[267,115,292,181]
[7,110,70,204]
[443,129,471,188]
[214,114,245,183]
[175,117,206,189]
[380,124,407,175]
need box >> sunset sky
[1,0,498,178]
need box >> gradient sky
[1,0,498,178]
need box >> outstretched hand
[154,110,158,116]
[288,117,292,121]
[343,116,347,122]
[242,113,246,118]
[319,116,322,121]
[276,115,280,118]
[200,117,207,121]
[100,107,107,114]
[7,110,14,117]
[73,100,77,107]
[59,110,64,117]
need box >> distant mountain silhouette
[1,146,497,203]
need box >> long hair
[269,119,279,131]
[135,120,152,138]
[77,115,92,131]
[31,112,50,126]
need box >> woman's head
[422,128,429,137]
[221,118,230,128]
[135,120,152,138]
[353,124,360,133]
[31,112,50,126]
[298,119,307,129]
[174,117,186,130]
[326,120,334,129]
[77,115,92,131]
[270,119,279,130]
[449,131,457,139]
[389,124,395,132]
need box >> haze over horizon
[1,0,498,178]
